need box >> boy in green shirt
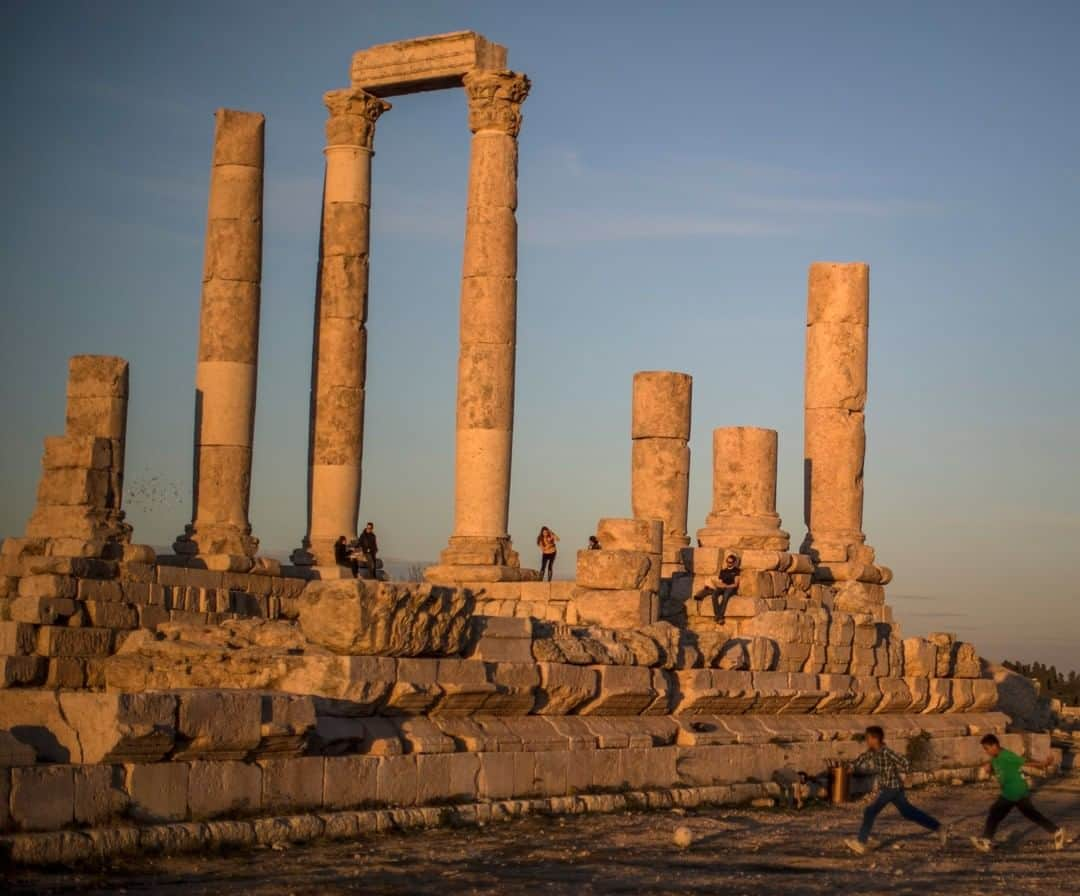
[971,734,1066,852]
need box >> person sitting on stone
[333,535,351,571]
[587,535,601,550]
[357,522,378,580]
[718,553,740,595]
[537,526,559,581]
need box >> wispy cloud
[733,195,944,217]
[522,211,786,245]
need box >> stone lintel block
[10,765,75,831]
[42,435,112,471]
[350,31,508,97]
[575,550,652,591]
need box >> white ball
[673,826,694,848]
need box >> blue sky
[2,1,1078,669]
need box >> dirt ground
[7,777,1078,896]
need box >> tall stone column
[175,109,264,564]
[801,262,890,604]
[696,427,789,551]
[427,70,530,584]
[293,89,390,569]
[631,371,692,576]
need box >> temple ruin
[0,31,1069,865]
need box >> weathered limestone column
[631,371,692,576]
[293,89,390,569]
[801,262,890,604]
[696,427,789,551]
[427,70,530,584]
[175,109,264,563]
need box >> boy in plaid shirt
[845,726,948,854]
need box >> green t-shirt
[991,749,1029,801]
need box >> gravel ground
[7,777,1078,895]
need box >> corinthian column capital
[462,70,530,136]
[323,88,391,148]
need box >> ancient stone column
[293,89,390,569]
[175,109,264,563]
[696,427,789,551]
[801,262,870,562]
[631,371,692,576]
[801,262,890,599]
[428,70,530,584]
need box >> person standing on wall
[537,526,559,581]
[358,521,379,580]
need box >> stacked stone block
[630,371,692,576]
[569,519,662,629]
[26,355,131,547]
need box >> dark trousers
[362,551,377,580]
[713,586,738,617]
[540,553,556,581]
[858,788,940,843]
[983,796,1058,838]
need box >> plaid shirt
[854,746,909,790]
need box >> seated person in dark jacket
[713,553,741,617]
[357,522,378,580]
[718,553,740,596]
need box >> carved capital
[323,88,391,148]
[462,70,530,136]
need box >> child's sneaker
[1054,828,1067,851]
[845,838,868,855]
[971,836,993,853]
